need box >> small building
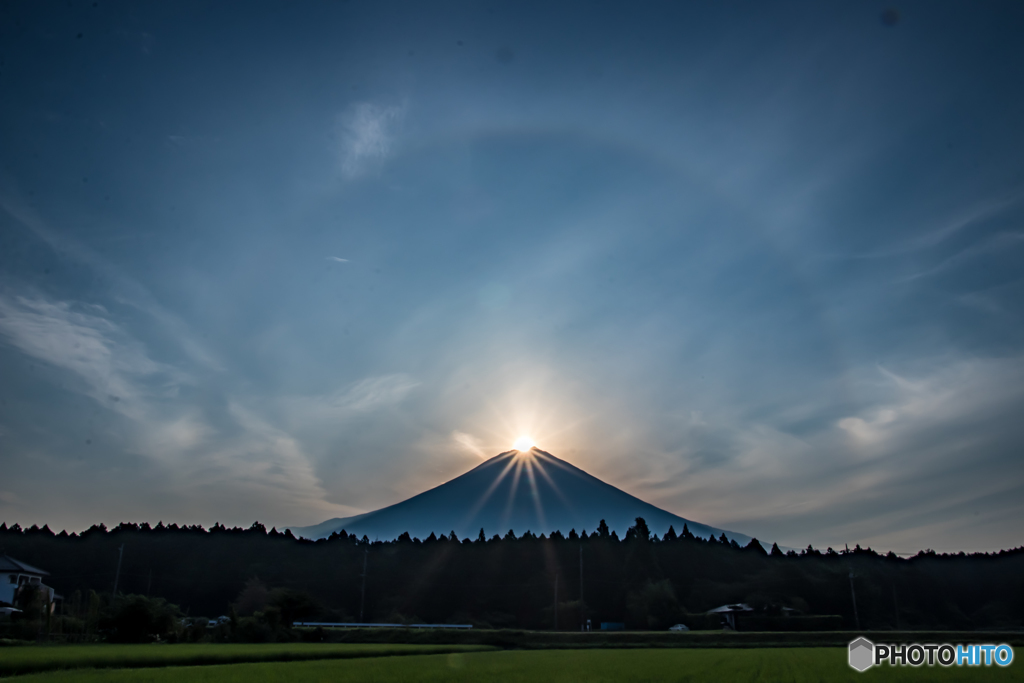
[706,602,801,630]
[706,603,754,630]
[0,554,57,615]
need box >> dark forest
[2,519,1021,634]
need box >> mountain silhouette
[291,448,762,547]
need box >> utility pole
[146,569,153,597]
[112,544,124,598]
[848,571,860,631]
[579,545,584,632]
[554,573,559,631]
[892,584,901,630]
[359,549,368,623]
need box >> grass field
[0,643,496,677]
[5,648,1021,683]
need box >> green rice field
[3,648,1020,683]
[0,643,495,677]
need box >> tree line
[1,519,1021,638]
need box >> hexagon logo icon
[849,637,874,672]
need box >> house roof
[0,554,49,576]
[707,603,754,614]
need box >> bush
[626,580,683,630]
[99,594,183,643]
[267,588,320,625]
[235,615,274,643]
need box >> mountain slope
[290,448,759,547]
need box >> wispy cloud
[643,355,1024,551]
[0,187,356,526]
[850,193,1023,260]
[282,373,419,427]
[0,294,182,420]
[343,374,419,411]
[452,430,487,458]
[172,402,347,522]
[327,256,350,263]
[0,289,353,525]
[338,102,405,178]
[899,231,1024,283]
[835,359,1024,452]
[0,187,222,372]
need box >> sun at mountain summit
[513,436,536,452]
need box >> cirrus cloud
[338,102,405,178]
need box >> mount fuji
[291,448,762,547]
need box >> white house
[0,554,56,615]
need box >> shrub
[99,594,183,643]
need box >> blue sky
[1,0,1022,552]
